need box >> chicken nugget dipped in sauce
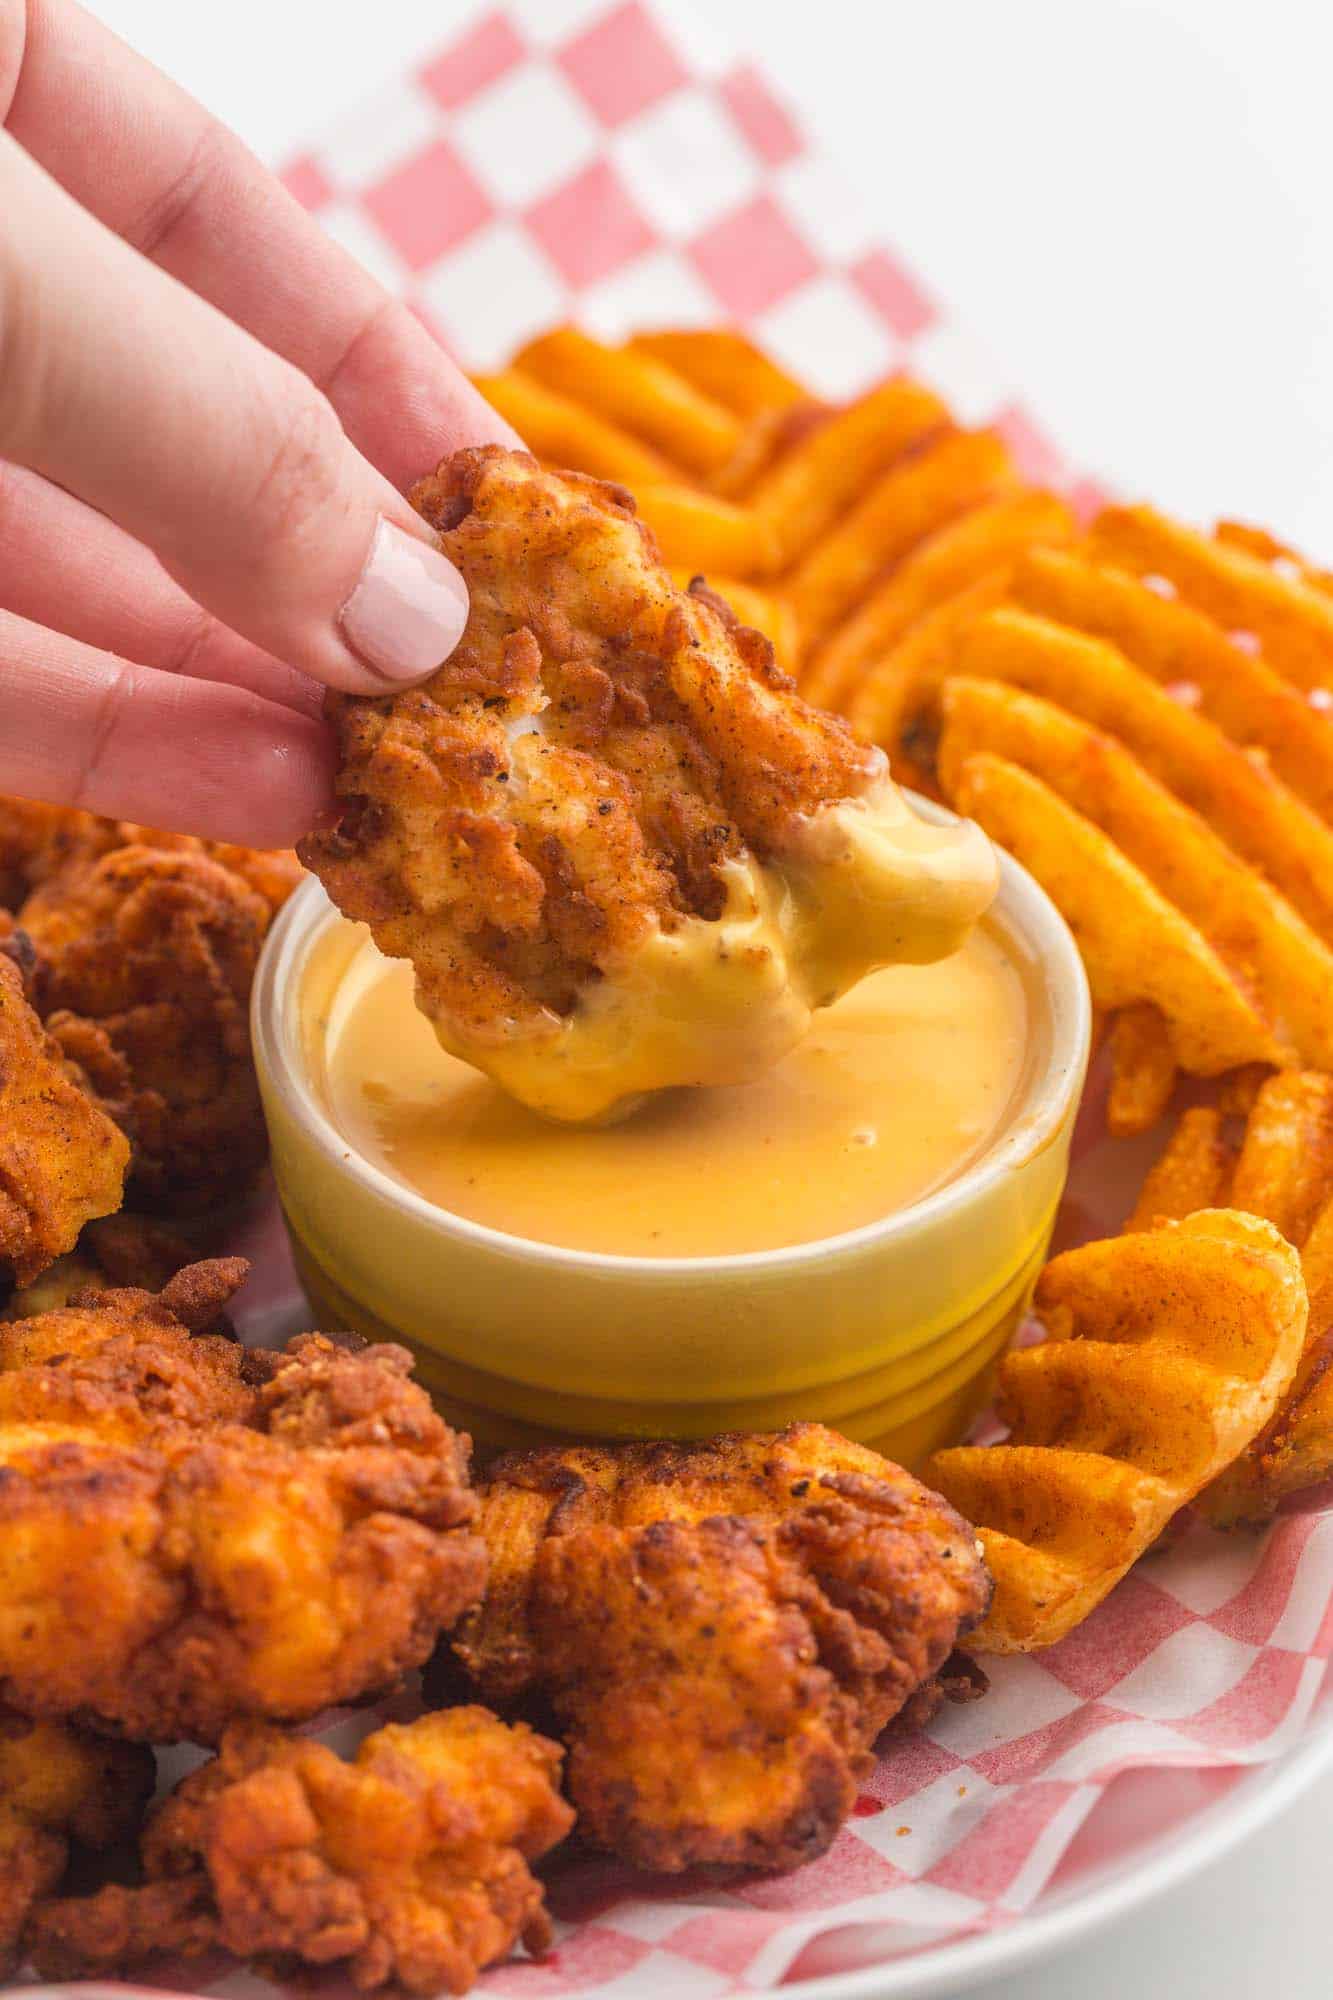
[301,447,996,1122]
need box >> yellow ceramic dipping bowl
[253,829,1090,1471]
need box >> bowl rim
[253,798,1092,1279]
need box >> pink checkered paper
[116,4,1333,1995]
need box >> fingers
[0,460,324,719]
[5,0,519,489]
[0,609,336,847]
[0,135,470,695]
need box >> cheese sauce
[310,922,1029,1260]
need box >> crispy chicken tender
[0,1709,153,1964]
[28,1707,574,1995]
[0,953,129,1285]
[0,1261,486,1742]
[450,1424,990,1873]
[18,844,273,1211]
[0,796,301,919]
[300,447,995,1122]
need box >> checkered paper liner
[133,4,1333,1994]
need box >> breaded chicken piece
[0,796,301,919]
[0,1709,153,1965]
[28,1707,574,1994]
[301,447,994,1121]
[0,953,129,1285]
[450,1424,990,1872]
[0,1261,486,1742]
[19,845,272,1211]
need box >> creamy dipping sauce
[307,921,1029,1260]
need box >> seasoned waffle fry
[947,752,1284,1076]
[1108,1005,1178,1139]
[1124,1107,1232,1230]
[628,330,808,419]
[515,329,744,478]
[928,1210,1307,1650]
[783,428,1016,646]
[1007,547,1333,821]
[473,370,671,487]
[944,609,1333,945]
[636,483,780,575]
[748,376,948,568]
[802,491,1075,712]
[936,676,1333,1075]
[1215,519,1333,596]
[1090,505,1333,696]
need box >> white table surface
[76,2,1333,1992]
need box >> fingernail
[340,518,469,681]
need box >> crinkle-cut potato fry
[635,482,780,575]
[1215,519,1333,597]
[783,427,1017,647]
[666,569,801,676]
[845,573,1015,749]
[1228,1070,1333,1246]
[514,328,744,478]
[749,376,948,569]
[628,329,808,420]
[1008,546,1333,822]
[936,676,1333,1072]
[1124,1107,1233,1231]
[473,370,671,488]
[947,609,1333,947]
[1089,505,1333,696]
[928,1210,1307,1651]
[1108,1004,1178,1140]
[802,491,1075,714]
[946,752,1284,1077]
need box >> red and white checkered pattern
[165,5,1333,1993]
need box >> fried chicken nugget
[28,1707,573,1995]
[450,1425,990,1873]
[19,844,272,1211]
[0,1709,153,1964]
[300,447,994,1122]
[0,1261,486,1742]
[0,953,129,1286]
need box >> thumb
[0,133,474,694]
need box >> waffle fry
[628,330,808,420]
[474,370,670,487]
[927,1210,1307,1650]
[1089,505,1333,695]
[937,676,1333,1076]
[947,752,1284,1077]
[636,483,780,575]
[1126,1074,1333,1522]
[515,328,744,478]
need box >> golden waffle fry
[1089,505,1333,696]
[947,752,1285,1077]
[783,428,1016,647]
[474,370,670,487]
[1107,1004,1178,1139]
[936,676,1333,1078]
[1007,546,1333,821]
[635,482,780,575]
[944,609,1333,945]
[748,375,948,568]
[1215,519,1333,596]
[803,490,1075,712]
[514,328,744,478]
[928,1210,1307,1651]
[1129,1075,1333,1522]
[628,329,808,419]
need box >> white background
[79,1,1333,1992]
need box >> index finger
[4,0,518,490]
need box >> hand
[0,0,516,847]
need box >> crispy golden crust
[29,1707,574,1994]
[0,1708,153,1962]
[300,447,881,1043]
[19,845,272,1212]
[0,1263,485,1743]
[0,954,129,1286]
[451,1424,989,1873]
